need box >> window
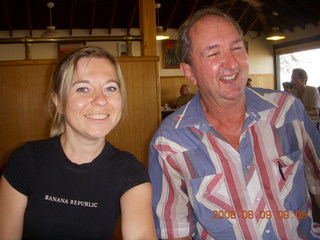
[278,48,320,89]
[274,36,320,90]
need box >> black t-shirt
[3,136,150,240]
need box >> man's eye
[208,52,219,57]
[76,87,88,93]
[232,46,245,51]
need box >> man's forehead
[191,15,235,32]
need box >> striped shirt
[149,88,320,240]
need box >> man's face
[291,71,304,89]
[180,86,190,96]
[180,15,249,105]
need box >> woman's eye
[76,87,88,93]
[104,85,119,95]
[107,86,117,92]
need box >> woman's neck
[60,133,105,164]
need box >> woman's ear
[52,93,62,113]
[179,62,197,86]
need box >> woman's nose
[92,91,108,106]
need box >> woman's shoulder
[10,136,58,160]
[105,142,136,161]
[104,142,147,172]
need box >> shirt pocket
[271,149,308,211]
[189,174,236,234]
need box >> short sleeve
[119,155,150,196]
[3,143,34,195]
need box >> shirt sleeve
[119,154,150,196]
[300,100,320,195]
[148,138,194,239]
[2,143,33,195]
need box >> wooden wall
[0,57,160,170]
[249,74,275,90]
[160,74,275,107]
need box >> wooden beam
[246,0,270,34]
[187,0,200,19]
[243,16,258,35]
[164,0,180,31]
[25,0,32,36]
[89,0,97,35]
[69,1,74,36]
[1,0,12,37]
[226,0,237,15]
[139,0,157,56]
[127,0,138,35]
[263,4,296,33]
[237,6,249,23]
[275,0,311,29]
[108,0,119,35]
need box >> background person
[170,84,195,109]
[246,77,252,87]
[290,68,320,118]
[282,81,293,92]
[0,46,157,240]
[149,7,320,240]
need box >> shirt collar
[175,87,278,131]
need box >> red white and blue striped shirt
[149,88,320,240]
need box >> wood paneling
[249,74,275,89]
[160,74,275,108]
[160,76,198,107]
[107,57,161,166]
[0,57,160,169]
[0,61,56,168]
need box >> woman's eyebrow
[72,78,120,88]
[72,79,89,86]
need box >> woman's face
[59,57,123,141]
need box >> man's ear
[52,93,62,113]
[179,62,197,86]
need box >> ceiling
[0,0,319,38]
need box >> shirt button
[265,229,270,234]
[256,197,260,201]
[247,165,250,169]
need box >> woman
[0,46,157,240]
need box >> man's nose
[222,51,239,69]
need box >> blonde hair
[48,46,127,137]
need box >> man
[290,68,320,118]
[170,84,195,109]
[149,7,320,240]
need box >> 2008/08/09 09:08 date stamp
[212,210,308,220]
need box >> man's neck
[200,96,246,151]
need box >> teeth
[222,74,236,81]
[85,114,109,119]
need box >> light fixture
[41,2,61,38]
[266,11,285,41]
[155,3,169,40]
